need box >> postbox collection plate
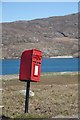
[34,65,39,76]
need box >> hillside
[1,13,79,59]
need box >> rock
[19,90,34,97]
[29,90,35,97]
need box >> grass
[15,113,50,119]
[2,72,78,118]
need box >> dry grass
[2,72,79,118]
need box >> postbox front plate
[31,49,42,82]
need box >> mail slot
[19,49,42,82]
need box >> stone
[19,90,34,97]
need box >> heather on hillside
[1,13,79,59]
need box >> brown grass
[2,72,78,118]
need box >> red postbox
[19,49,42,82]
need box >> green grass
[15,113,50,119]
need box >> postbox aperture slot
[32,61,36,63]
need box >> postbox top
[22,49,42,57]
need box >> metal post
[25,81,30,113]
